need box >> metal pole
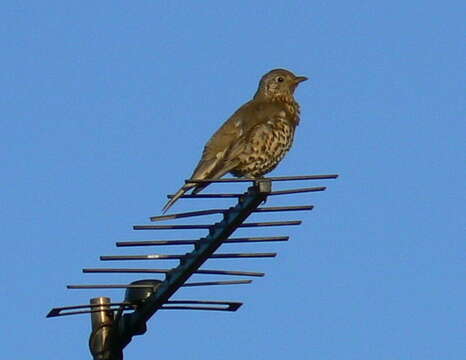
[89,297,121,360]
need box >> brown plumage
[162,68,308,213]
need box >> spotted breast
[162,68,307,213]
[230,110,297,178]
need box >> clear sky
[1,1,464,359]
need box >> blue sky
[1,1,464,359]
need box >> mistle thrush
[163,68,308,213]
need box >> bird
[162,68,308,213]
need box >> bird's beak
[294,76,308,84]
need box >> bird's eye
[276,76,284,83]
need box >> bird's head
[254,68,308,100]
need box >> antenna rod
[114,180,272,351]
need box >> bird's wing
[162,105,251,213]
[162,101,287,213]
[189,104,253,180]
[191,100,290,181]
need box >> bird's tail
[191,183,208,195]
[162,183,196,214]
